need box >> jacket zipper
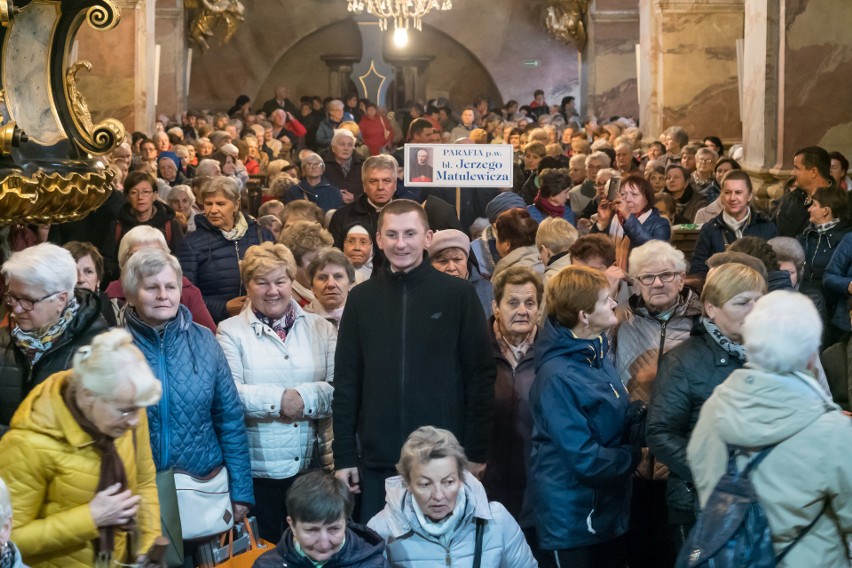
[400,280,407,438]
[234,241,245,296]
[647,320,669,475]
[158,334,170,467]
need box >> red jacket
[358,115,394,156]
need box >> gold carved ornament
[187,0,245,52]
[542,0,590,52]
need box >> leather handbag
[195,517,271,568]
[155,469,185,567]
[174,466,234,540]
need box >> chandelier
[347,0,453,32]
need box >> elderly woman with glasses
[176,176,275,323]
[216,242,335,542]
[0,243,109,426]
[285,152,343,212]
[121,248,254,554]
[0,329,161,567]
[612,240,702,568]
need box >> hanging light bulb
[393,26,409,47]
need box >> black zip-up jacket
[647,325,743,520]
[332,258,496,469]
[0,289,109,425]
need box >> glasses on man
[4,291,61,311]
[635,271,679,286]
[127,189,155,198]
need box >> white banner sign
[403,144,514,188]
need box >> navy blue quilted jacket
[124,305,254,505]
[176,214,274,323]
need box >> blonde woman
[0,329,161,567]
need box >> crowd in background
[0,84,850,568]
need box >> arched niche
[255,19,502,109]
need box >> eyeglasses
[127,189,155,198]
[4,291,61,311]
[635,271,679,286]
[697,158,714,164]
[304,162,323,168]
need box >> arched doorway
[255,19,502,109]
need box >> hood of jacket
[118,199,176,226]
[378,471,493,539]
[275,524,386,567]
[9,370,90,448]
[710,366,837,448]
[492,245,543,278]
[535,315,609,372]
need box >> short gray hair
[396,426,469,482]
[628,240,687,277]
[362,154,398,183]
[1,242,76,295]
[72,328,161,407]
[198,175,240,204]
[118,225,169,270]
[327,99,344,111]
[195,159,221,178]
[331,129,356,147]
[743,291,822,373]
[165,184,195,207]
[307,247,355,284]
[121,248,183,300]
[586,151,611,168]
[569,154,587,169]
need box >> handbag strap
[242,517,260,550]
[472,518,485,568]
[775,500,828,563]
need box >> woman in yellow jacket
[0,329,162,568]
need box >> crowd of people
[0,84,850,568]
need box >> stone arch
[188,2,578,111]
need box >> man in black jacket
[774,146,835,237]
[332,199,496,523]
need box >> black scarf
[62,382,131,561]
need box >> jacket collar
[123,303,192,344]
[379,471,493,539]
[380,253,434,283]
[244,299,306,338]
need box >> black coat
[798,220,851,287]
[646,326,743,518]
[689,208,778,275]
[103,200,184,283]
[252,524,389,568]
[324,154,364,197]
[773,187,810,237]
[332,260,496,469]
[0,289,109,425]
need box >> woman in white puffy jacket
[368,427,537,568]
[217,242,336,543]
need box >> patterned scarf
[0,544,16,568]
[702,316,747,362]
[11,297,79,363]
[254,301,297,343]
[220,212,249,241]
[493,319,536,370]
